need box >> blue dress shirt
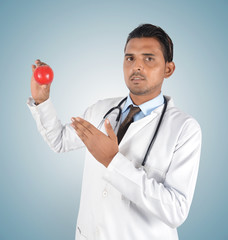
[120,92,164,124]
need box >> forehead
[125,37,163,54]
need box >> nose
[133,58,144,71]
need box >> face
[123,37,175,104]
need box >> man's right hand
[31,59,52,105]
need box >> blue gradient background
[0,0,227,239]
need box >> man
[27,24,202,240]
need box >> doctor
[27,24,202,240]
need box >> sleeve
[103,119,202,228]
[27,96,87,153]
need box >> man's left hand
[71,117,119,168]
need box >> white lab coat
[27,95,202,240]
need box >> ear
[164,61,175,78]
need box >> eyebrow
[125,53,156,57]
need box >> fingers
[71,117,93,140]
[32,64,36,72]
[35,59,47,66]
[73,117,97,132]
[32,59,48,73]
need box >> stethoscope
[98,96,168,166]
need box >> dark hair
[124,24,173,62]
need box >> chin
[129,89,149,96]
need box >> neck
[129,92,161,105]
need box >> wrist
[34,98,49,106]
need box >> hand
[71,117,119,168]
[31,59,51,105]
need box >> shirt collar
[122,92,164,116]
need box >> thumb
[104,119,116,140]
[41,83,51,89]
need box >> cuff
[27,96,50,108]
[26,96,59,130]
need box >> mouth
[130,76,145,83]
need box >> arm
[28,59,85,153]
[103,120,202,228]
[27,97,86,153]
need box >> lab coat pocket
[76,225,88,240]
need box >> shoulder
[165,95,201,134]
[88,96,125,112]
[95,96,125,107]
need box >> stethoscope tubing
[100,96,168,166]
[142,96,167,166]
[103,97,127,122]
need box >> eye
[126,57,134,61]
[145,57,153,61]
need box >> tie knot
[128,105,141,119]
[129,104,140,116]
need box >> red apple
[34,65,54,85]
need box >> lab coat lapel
[98,106,121,135]
[106,97,127,134]
[107,110,122,135]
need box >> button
[102,190,108,198]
